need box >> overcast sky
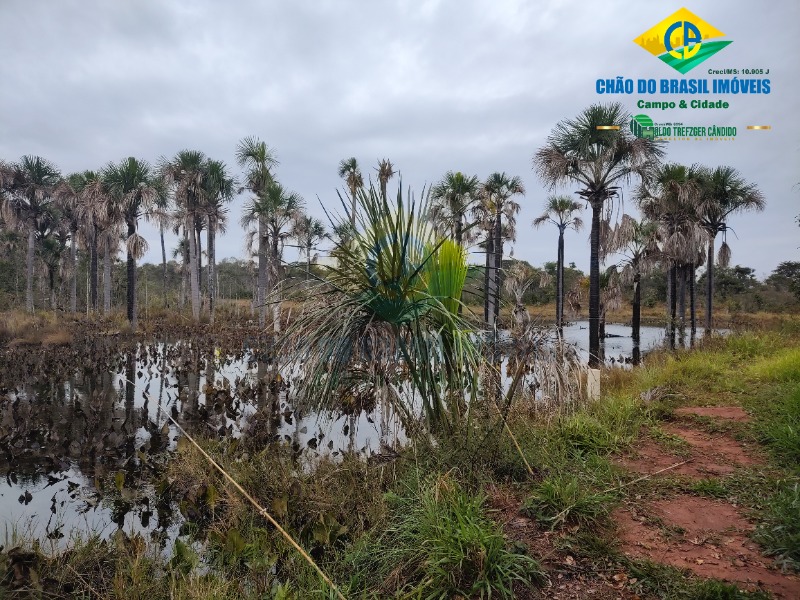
[1,0,797,279]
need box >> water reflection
[0,321,664,546]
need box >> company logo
[630,114,737,141]
[633,8,732,74]
[630,115,656,139]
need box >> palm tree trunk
[257,217,267,328]
[208,217,216,324]
[25,227,35,313]
[187,218,201,321]
[669,261,677,350]
[126,220,137,329]
[689,261,696,344]
[483,236,493,324]
[678,263,687,346]
[632,271,641,365]
[270,233,280,334]
[90,239,99,311]
[180,230,189,309]
[70,234,77,312]
[705,238,715,334]
[160,224,168,309]
[454,216,463,248]
[195,221,203,312]
[556,228,565,335]
[350,185,357,228]
[588,200,602,368]
[492,209,503,324]
[103,249,112,314]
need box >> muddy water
[0,322,664,547]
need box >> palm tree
[533,196,583,334]
[638,163,704,349]
[204,159,236,323]
[241,181,304,333]
[148,176,171,309]
[535,103,663,367]
[103,157,157,329]
[696,166,765,333]
[292,214,327,281]
[160,150,208,321]
[375,158,396,200]
[604,215,660,364]
[480,172,525,327]
[0,156,61,313]
[236,136,279,328]
[338,157,363,227]
[430,171,481,247]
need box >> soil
[673,406,752,422]
[612,406,800,599]
[491,405,800,599]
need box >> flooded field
[0,321,665,549]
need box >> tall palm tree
[236,136,279,328]
[204,159,236,323]
[0,156,61,313]
[535,103,663,367]
[292,214,327,281]
[430,171,481,247]
[638,163,704,349]
[604,215,660,364]
[148,176,171,309]
[533,195,583,334]
[480,172,524,327]
[696,166,765,333]
[338,157,363,227]
[161,150,208,321]
[103,157,157,329]
[241,181,304,333]
[375,158,396,200]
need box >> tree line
[1,103,787,363]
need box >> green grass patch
[523,472,616,529]
[346,474,543,599]
[754,480,800,572]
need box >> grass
[345,473,543,599]
[3,317,800,598]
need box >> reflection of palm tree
[533,196,583,334]
[535,103,663,366]
[696,166,765,334]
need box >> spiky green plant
[281,183,479,433]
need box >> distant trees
[0,156,62,313]
[696,166,765,333]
